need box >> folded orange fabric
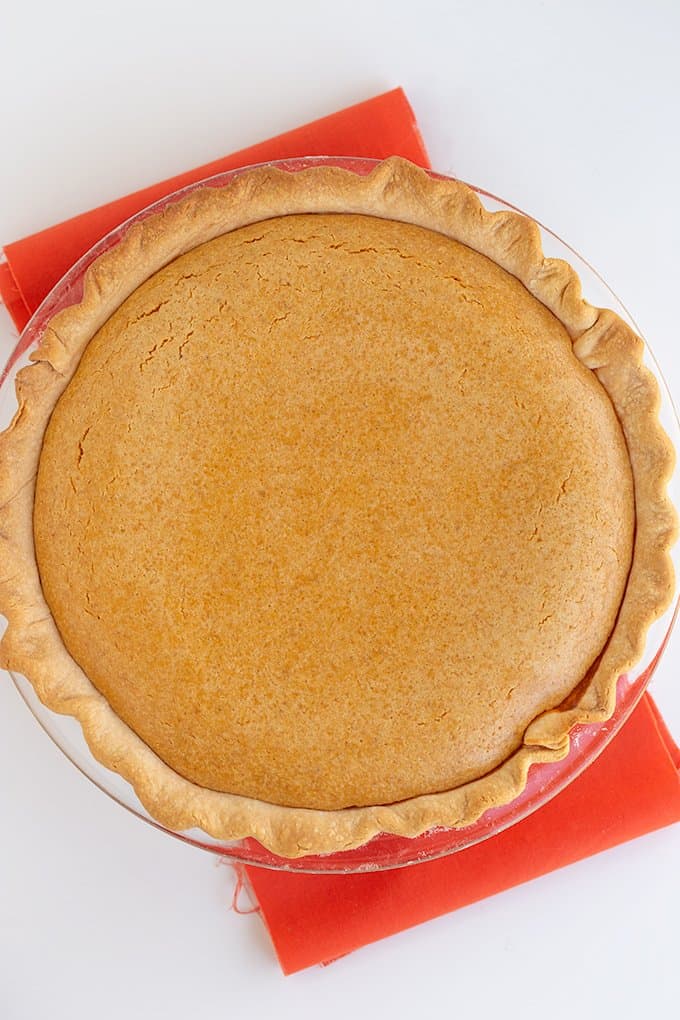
[1,87,678,977]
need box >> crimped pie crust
[0,157,676,856]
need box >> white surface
[0,1,678,1015]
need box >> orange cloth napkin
[2,87,678,976]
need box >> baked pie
[0,158,675,856]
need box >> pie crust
[0,157,676,856]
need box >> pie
[0,157,676,857]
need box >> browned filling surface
[34,213,634,809]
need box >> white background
[1,1,679,1016]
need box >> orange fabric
[0,260,27,333]
[1,87,678,977]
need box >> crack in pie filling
[0,158,676,855]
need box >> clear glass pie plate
[0,157,678,873]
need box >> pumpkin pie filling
[33,212,635,810]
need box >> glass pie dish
[0,156,678,873]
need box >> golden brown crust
[0,157,676,856]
